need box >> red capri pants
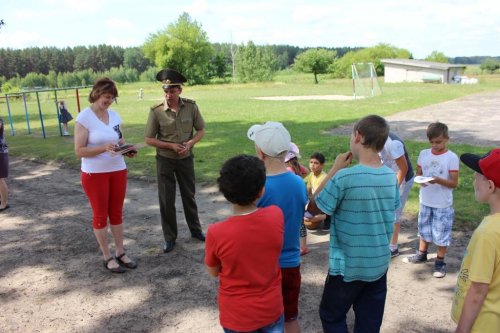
[81,169,127,229]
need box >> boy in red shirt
[205,154,285,332]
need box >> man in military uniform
[145,69,205,253]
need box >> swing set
[1,85,91,138]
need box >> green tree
[123,47,151,72]
[235,41,277,82]
[293,48,336,83]
[210,51,229,78]
[333,43,412,78]
[142,13,214,84]
[480,58,500,74]
[425,51,448,63]
[49,47,68,74]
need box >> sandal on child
[116,253,138,269]
[103,257,126,273]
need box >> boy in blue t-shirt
[315,115,400,333]
[247,121,308,333]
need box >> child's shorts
[417,204,454,247]
[300,222,307,238]
[0,153,8,178]
[281,266,301,322]
[395,177,414,222]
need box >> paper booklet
[111,142,146,155]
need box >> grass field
[2,72,499,228]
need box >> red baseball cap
[460,148,500,188]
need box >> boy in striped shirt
[316,115,400,333]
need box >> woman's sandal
[103,257,126,273]
[115,253,138,269]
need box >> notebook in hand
[113,144,137,155]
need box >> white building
[381,59,466,84]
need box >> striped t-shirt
[317,164,400,282]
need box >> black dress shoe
[191,232,205,242]
[163,240,176,253]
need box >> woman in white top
[74,77,137,273]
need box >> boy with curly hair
[205,154,285,332]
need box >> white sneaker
[63,131,69,136]
[433,261,447,278]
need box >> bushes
[480,59,500,74]
[106,66,140,83]
[23,72,49,88]
[139,67,159,82]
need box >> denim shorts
[223,314,284,333]
[417,204,454,246]
[395,177,414,222]
[300,222,307,238]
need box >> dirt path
[1,90,499,332]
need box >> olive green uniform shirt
[145,97,205,159]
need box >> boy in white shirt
[403,122,459,278]
[380,132,415,258]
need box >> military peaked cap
[156,69,187,88]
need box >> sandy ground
[1,90,499,333]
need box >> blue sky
[0,0,498,59]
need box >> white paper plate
[414,176,435,184]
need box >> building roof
[381,58,466,70]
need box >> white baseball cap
[285,142,301,162]
[247,121,291,157]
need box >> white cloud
[106,18,133,29]
[48,0,108,12]
[184,0,210,16]
[12,9,39,21]
[0,30,43,49]
[1,0,499,57]
[291,4,334,24]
